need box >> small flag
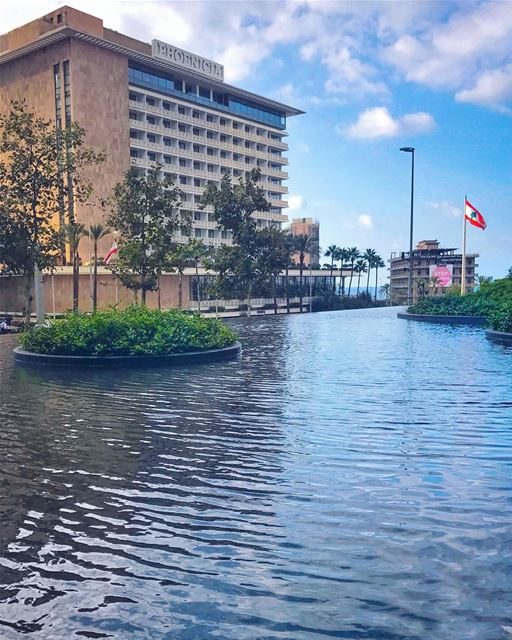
[465,199,487,230]
[104,242,118,265]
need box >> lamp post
[400,146,415,305]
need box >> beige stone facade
[0,6,302,272]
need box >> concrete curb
[485,329,512,345]
[397,312,486,326]
[13,341,242,368]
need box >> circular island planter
[485,329,512,345]
[397,312,487,326]
[13,341,242,368]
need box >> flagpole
[461,195,467,295]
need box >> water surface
[0,307,511,639]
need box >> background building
[290,217,320,267]
[0,6,302,259]
[389,240,478,304]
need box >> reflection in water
[0,308,511,639]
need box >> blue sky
[2,0,511,280]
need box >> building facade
[290,217,320,267]
[389,240,478,304]
[0,6,302,259]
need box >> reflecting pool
[0,307,511,639]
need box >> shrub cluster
[20,306,238,356]
[407,277,512,331]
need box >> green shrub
[407,277,512,319]
[20,306,238,356]
[488,304,512,333]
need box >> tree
[354,258,367,296]
[291,233,319,312]
[168,240,196,309]
[374,256,385,302]
[346,247,361,297]
[202,169,275,315]
[379,282,390,303]
[106,165,190,305]
[187,238,208,313]
[64,222,86,312]
[324,244,340,297]
[363,248,378,298]
[260,227,292,314]
[0,101,104,325]
[89,223,110,311]
[337,247,349,296]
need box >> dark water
[0,307,511,640]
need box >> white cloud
[455,64,512,112]
[358,214,374,229]
[382,1,512,110]
[342,107,435,140]
[288,195,305,210]
[429,201,462,219]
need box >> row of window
[128,65,286,129]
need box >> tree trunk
[357,273,361,296]
[178,272,183,309]
[341,276,345,296]
[348,263,354,297]
[140,288,146,306]
[374,267,378,302]
[24,270,33,329]
[73,250,79,312]
[285,266,290,314]
[366,268,371,297]
[93,242,98,311]
[157,278,161,310]
[195,260,201,314]
[272,277,277,315]
[299,259,304,312]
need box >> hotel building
[0,6,303,258]
[389,240,478,304]
[290,218,320,267]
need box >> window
[194,195,201,203]
[193,128,200,136]
[221,230,228,239]
[163,101,170,110]
[208,213,215,222]
[148,152,156,161]
[233,154,239,161]
[208,230,215,238]
[130,111,138,121]
[207,165,215,172]
[194,228,203,238]
[220,118,226,126]
[175,79,183,92]
[193,144,200,153]
[130,149,138,158]
[199,87,210,99]
[147,134,156,143]
[207,115,214,123]
[179,159,186,167]
[245,141,250,148]
[207,131,214,139]
[147,115,155,124]
[163,120,171,129]
[194,178,200,187]
[57,13,63,23]
[233,122,239,129]
[179,141,186,150]
[130,130,138,139]
[187,85,195,95]
[194,211,202,221]
[178,106,186,115]
[245,126,250,132]
[220,151,226,159]
[192,110,200,118]
[178,124,186,132]
[179,176,187,185]
[164,155,172,164]
[207,148,215,156]
[129,92,138,101]
[233,138,239,146]
[146,97,155,106]
[163,138,171,146]
[193,161,201,170]
[220,135,227,142]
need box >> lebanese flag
[104,242,118,265]
[465,199,487,230]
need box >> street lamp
[400,146,415,305]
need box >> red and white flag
[104,242,118,265]
[464,199,487,230]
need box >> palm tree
[324,244,340,297]
[169,242,193,309]
[187,238,208,313]
[64,222,87,312]
[374,256,385,302]
[363,248,378,298]
[346,246,361,297]
[379,282,390,304]
[355,258,367,296]
[292,234,318,312]
[336,247,349,296]
[89,223,110,311]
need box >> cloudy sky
[2,0,511,278]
